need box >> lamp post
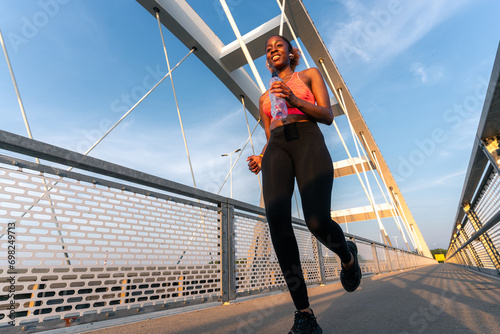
[221,148,241,198]
[393,236,399,249]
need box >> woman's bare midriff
[269,114,312,131]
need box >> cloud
[328,0,471,64]
[399,168,466,196]
[410,62,444,84]
[430,170,466,186]
[410,62,428,83]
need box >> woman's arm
[270,67,334,125]
[247,94,271,174]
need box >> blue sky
[1,0,499,250]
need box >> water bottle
[269,71,288,120]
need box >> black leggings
[261,122,351,310]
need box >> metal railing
[446,165,500,275]
[445,43,500,276]
[0,130,435,332]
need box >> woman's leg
[291,123,352,264]
[262,137,310,311]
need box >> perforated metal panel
[234,213,285,294]
[0,161,222,326]
[376,247,390,273]
[320,244,341,281]
[357,242,376,274]
[234,215,323,294]
[294,226,322,284]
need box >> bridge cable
[82,48,195,158]
[13,48,196,219]
[0,29,33,142]
[318,59,396,245]
[241,95,263,193]
[155,9,197,188]
[337,88,393,246]
[359,133,416,250]
[1,28,72,263]
[387,186,419,251]
[220,0,266,93]
[217,120,261,195]
[279,0,286,36]
[357,133,413,250]
[275,0,310,69]
[393,190,423,253]
[155,9,215,263]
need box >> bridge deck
[67,264,500,334]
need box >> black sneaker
[340,240,362,292]
[288,309,323,334]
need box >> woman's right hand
[247,155,263,174]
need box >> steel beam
[219,15,293,72]
[333,157,373,178]
[331,203,395,224]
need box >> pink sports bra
[262,71,316,120]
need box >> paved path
[78,264,500,334]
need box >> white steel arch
[137,0,432,257]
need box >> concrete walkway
[78,264,500,334]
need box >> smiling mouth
[272,55,280,61]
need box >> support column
[220,202,236,303]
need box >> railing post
[394,249,400,270]
[315,238,326,285]
[404,252,409,269]
[385,247,393,272]
[371,243,380,274]
[220,202,236,303]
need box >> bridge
[1,1,500,333]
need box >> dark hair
[267,35,301,71]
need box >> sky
[0,0,499,250]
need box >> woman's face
[266,36,290,71]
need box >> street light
[221,148,241,198]
[393,236,399,249]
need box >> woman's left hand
[247,155,263,174]
[269,81,299,108]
